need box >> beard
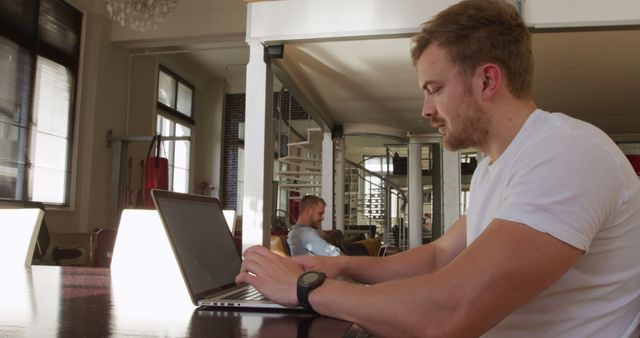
[437,97,490,151]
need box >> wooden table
[0,265,356,337]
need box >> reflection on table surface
[193,308,354,338]
[0,265,354,337]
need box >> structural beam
[408,141,423,249]
[334,137,345,232]
[321,131,334,230]
[241,42,274,252]
[247,0,640,44]
[247,0,456,42]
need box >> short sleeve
[496,131,623,251]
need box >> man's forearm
[323,218,467,284]
[335,251,435,284]
[334,255,389,283]
[307,274,457,337]
[306,220,580,338]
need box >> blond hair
[299,195,326,213]
[410,0,533,99]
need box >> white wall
[46,12,130,233]
[44,5,229,234]
[195,79,226,199]
[125,55,158,211]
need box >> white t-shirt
[466,109,640,337]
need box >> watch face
[302,272,320,285]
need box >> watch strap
[297,271,326,311]
[297,279,313,310]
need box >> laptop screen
[152,191,242,298]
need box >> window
[157,67,194,121]
[0,0,82,205]
[156,67,194,193]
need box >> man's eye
[427,87,440,95]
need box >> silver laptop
[151,189,303,310]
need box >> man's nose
[422,95,436,118]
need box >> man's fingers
[241,245,303,284]
[242,244,273,258]
[239,256,266,279]
[243,252,274,272]
[241,250,289,278]
[235,270,259,285]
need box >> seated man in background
[287,195,342,256]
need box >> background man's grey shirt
[287,225,343,256]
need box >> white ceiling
[181,27,640,138]
[179,45,249,93]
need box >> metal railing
[343,159,409,250]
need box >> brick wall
[222,91,308,210]
[222,93,245,209]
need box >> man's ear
[479,63,502,99]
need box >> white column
[321,131,334,230]
[442,149,461,232]
[241,42,274,252]
[408,141,423,249]
[334,137,345,232]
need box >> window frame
[0,0,82,206]
[157,65,195,126]
[155,65,195,194]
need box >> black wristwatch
[297,271,326,310]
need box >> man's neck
[478,99,537,163]
[295,219,315,228]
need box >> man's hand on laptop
[235,245,302,307]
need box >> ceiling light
[105,0,178,32]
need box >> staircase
[342,158,408,248]
[277,128,323,198]
[363,176,386,222]
[275,125,409,250]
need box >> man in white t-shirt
[235,0,640,336]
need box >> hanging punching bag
[144,134,169,208]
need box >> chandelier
[105,0,178,32]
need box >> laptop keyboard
[222,286,267,301]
